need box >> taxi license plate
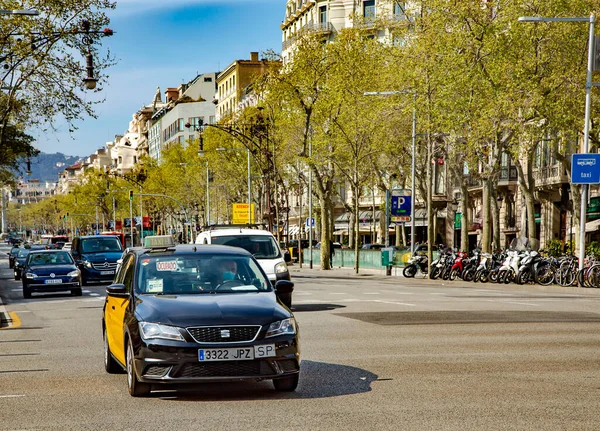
[198,344,276,362]
[45,279,62,284]
[100,270,114,275]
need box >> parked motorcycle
[449,251,468,280]
[403,252,429,278]
[516,248,543,285]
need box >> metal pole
[248,149,252,224]
[206,162,210,226]
[139,186,144,245]
[112,196,116,230]
[309,133,313,269]
[273,139,280,243]
[579,14,595,271]
[129,193,134,248]
[411,100,416,254]
[385,190,390,247]
[95,205,99,234]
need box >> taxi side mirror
[106,283,129,298]
[274,280,294,295]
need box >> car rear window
[28,252,74,266]
[210,235,281,259]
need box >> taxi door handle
[111,306,115,310]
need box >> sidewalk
[289,262,404,280]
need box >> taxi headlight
[265,318,296,338]
[139,322,185,342]
[275,262,288,274]
[67,270,79,278]
[83,260,93,269]
[25,272,37,279]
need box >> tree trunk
[481,178,492,252]
[426,135,433,276]
[491,192,500,251]
[353,184,360,274]
[319,194,333,270]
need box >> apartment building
[281,0,409,63]
[149,72,218,162]
[215,53,279,121]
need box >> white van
[195,227,292,285]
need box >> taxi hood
[135,291,291,328]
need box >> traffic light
[129,190,133,200]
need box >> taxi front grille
[186,326,260,343]
[143,365,170,377]
[275,359,298,373]
[174,360,274,378]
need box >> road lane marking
[0,394,25,398]
[89,293,100,296]
[500,301,541,306]
[373,300,416,307]
[329,292,347,295]
[363,292,380,295]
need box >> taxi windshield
[137,254,271,295]
[210,235,281,259]
[17,249,31,258]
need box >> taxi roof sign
[144,235,175,248]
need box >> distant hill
[19,152,83,183]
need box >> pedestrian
[329,239,336,268]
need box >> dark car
[21,250,82,298]
[361,243,386,250]
[71,235,123,285]
[13,248,33,280]
[8,246,20,269]
[102,236,299,397]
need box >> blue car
[22,250,82,298]
[71,235,123,285]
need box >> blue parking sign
[391,196,411,216]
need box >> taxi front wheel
[273,373,299,392]
[127,342,151,397]
[103,327,122,374]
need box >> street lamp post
[518,14,596,270]
[364,90,417,253]
[216,147,252,224]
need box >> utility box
[381,247,395,267]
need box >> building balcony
[498,165,518,184]
[533,165,568,188]
[282,21,333,51]
[466,175,482,190]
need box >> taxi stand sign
[571,153,600,184]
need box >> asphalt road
[1,243,600,430]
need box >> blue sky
[36,0,284,157]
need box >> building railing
[282,21,333,51]
[499,166,518,182]
[533,165,566,185]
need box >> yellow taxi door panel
[111,297,129,365]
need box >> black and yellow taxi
[102,236,300,397]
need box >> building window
[178,118,184,132]
[319,5,327,23]
[363,0,375,18]
[133,156,137,164]
[118,156,122,165]
[204,77,212,82]
[393,1,405,17]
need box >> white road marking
[363,292,380,295]
[373,300,416,307]
[500,301,541,306]
[329,292,347,295]
[294,292,313,296]
[82,290,92,293]
[0,394,25,398]
[11,288,21,292]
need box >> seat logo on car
[220,330,230,338]
[50,273,55,278]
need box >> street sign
[232,203,255,224]
[571,153,600,184]
[305,217,315,228]
[391,195,411,217]
[391,215,411,222]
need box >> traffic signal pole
[129,190,134,247]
